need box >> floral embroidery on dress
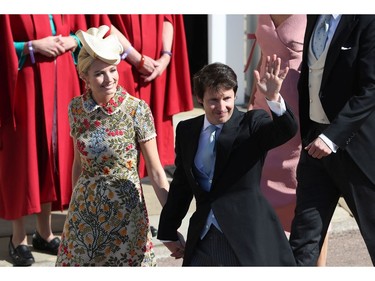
[56,87,157,266]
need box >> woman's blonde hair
[77,47,95,77]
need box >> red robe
[0,15,84,219]
[86,15,193,178]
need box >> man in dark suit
[157,56,298,266]
[289,15,375,266]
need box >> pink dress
[250,15,306,232]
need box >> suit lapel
[303,15,319,61]
[213,107,243,179]
[321,15,358,89]
[181,115,204,177]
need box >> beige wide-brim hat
[76,25,124,65]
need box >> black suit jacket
[157,106,298,266]
[298,15,375,184]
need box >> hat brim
[76,25,123,65]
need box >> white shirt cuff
[319,134,338,153]
[266,94,286,116]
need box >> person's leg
[188,225,239,266]
[33,202,61,255]
[316,233,329,266]
[9,217,35,266]
[290,151,339,266]
[338,153,375,265]
[35,202,55,242]
[11,217,28,246]
[277,202,329,266]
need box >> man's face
[197,88,236,125]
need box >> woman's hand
[142,53,171,83]
[162,231,186,259]
[137,55,157,76]
[59,35,78,52]
[31,35,66,57]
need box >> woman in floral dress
[55,25,170,266]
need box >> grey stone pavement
[0,190,372,268]
[0,107,373,272]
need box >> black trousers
[187,225,240,266]
[289,144,375,266]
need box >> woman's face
[84,59,119,99]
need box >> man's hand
[254,54,289,101]
[305,137,333,159]
[162,231,186,259]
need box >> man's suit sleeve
[324,17,375,149]
[157,122,194,241]
[252,103,298,152]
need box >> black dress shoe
[150,226,158,237]
[8,236,35,266]
[32,230,61,255]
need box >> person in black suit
[289,15,375,266]
[157,56,298,266]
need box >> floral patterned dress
[56,87,157,266]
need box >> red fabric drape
[0,15,83,219]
